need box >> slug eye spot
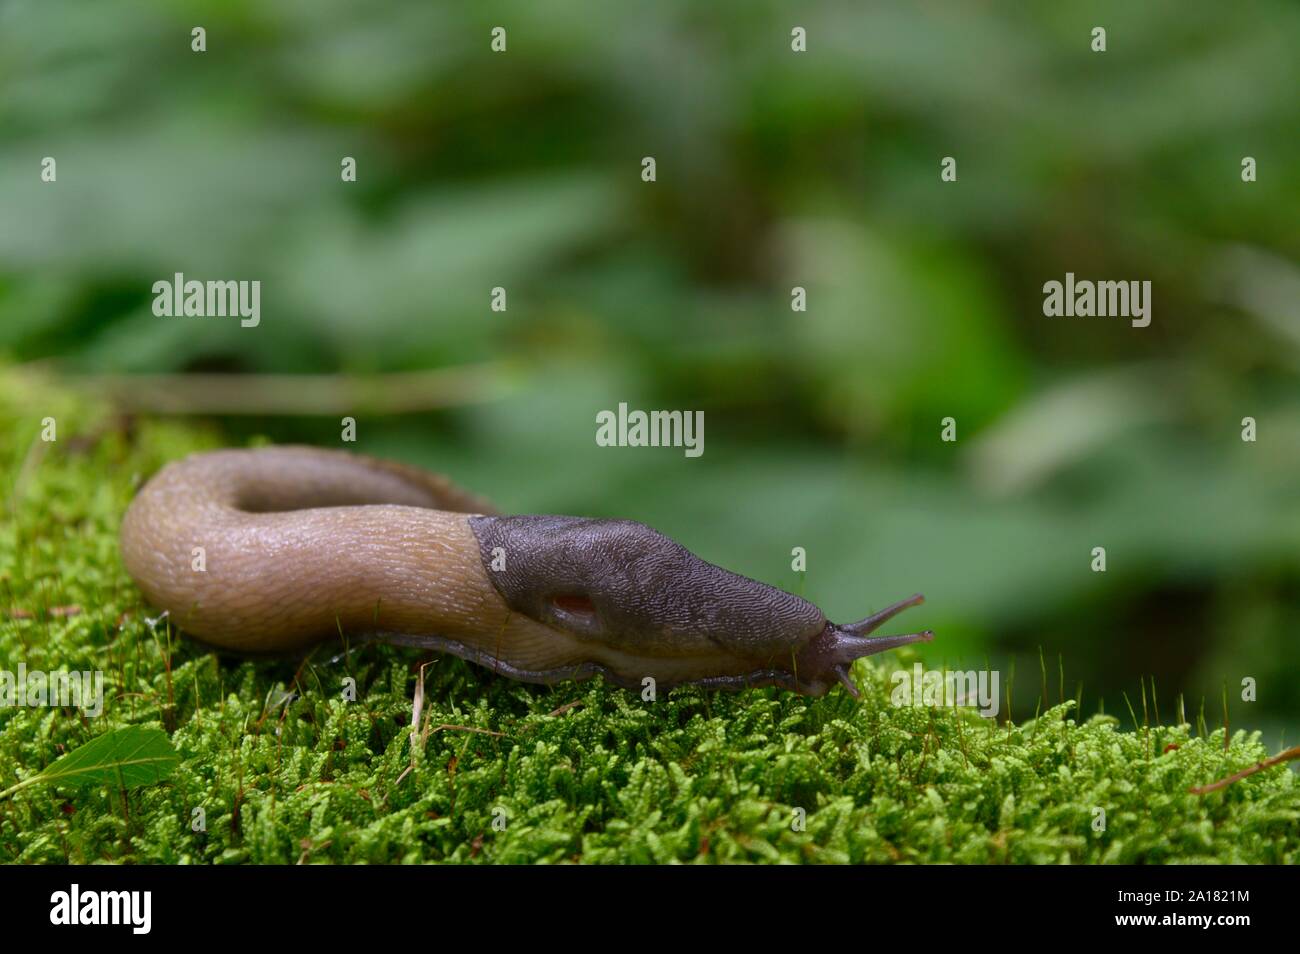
[548,593,603,637]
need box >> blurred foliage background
[2,1,1298,740]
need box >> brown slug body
[119,447,932,696]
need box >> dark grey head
[468,515,931,696]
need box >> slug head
[468,515,931,696]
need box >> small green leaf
[0,726,179,801]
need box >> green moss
[0,379,1296,864]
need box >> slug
[119,447,932,697]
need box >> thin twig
[16,363,515,415]
[7,605,82,619]
[546,700,585,718]
[1189,745,1300,795]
